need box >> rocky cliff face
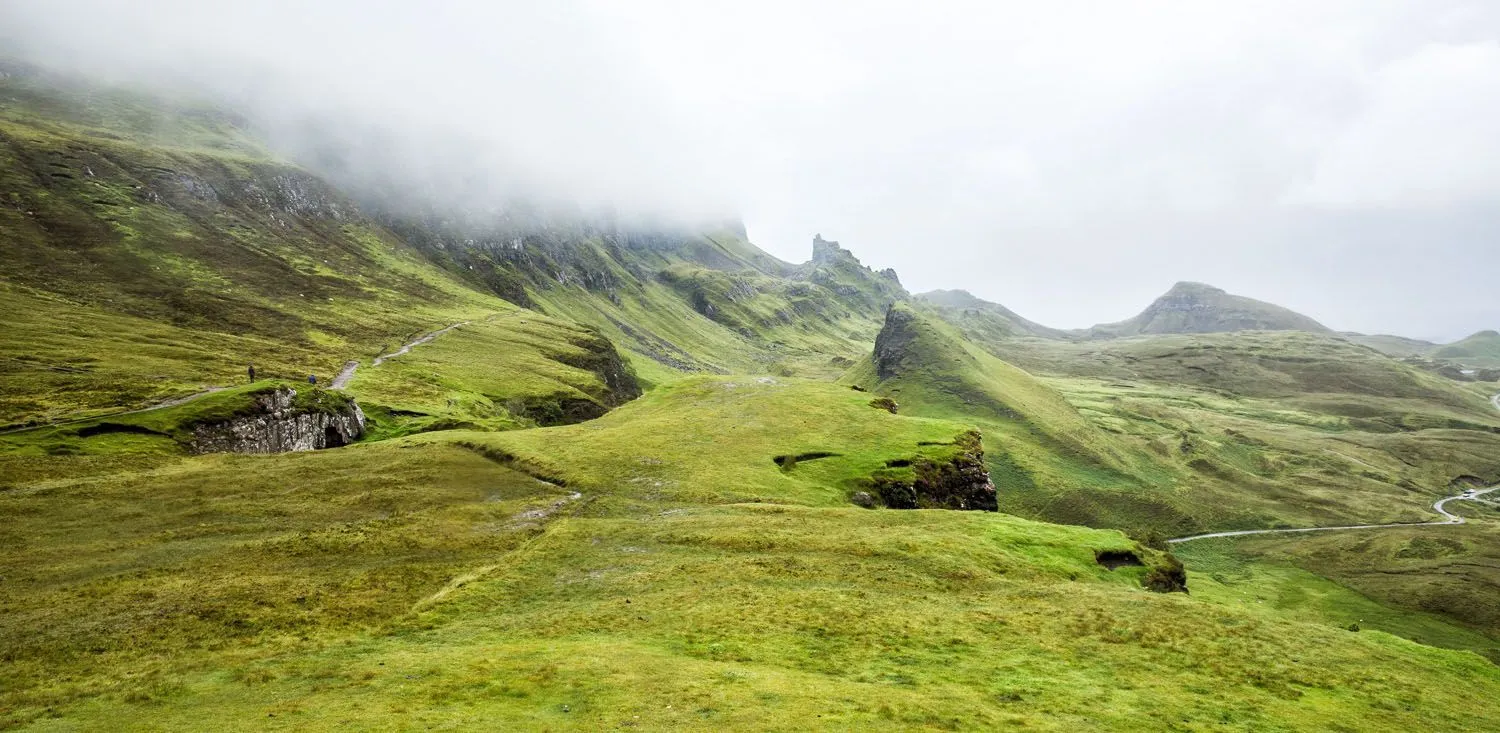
[872,304,920,379]
[190,388,365,454]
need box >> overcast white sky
[4,1,1498,340]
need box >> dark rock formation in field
[1143,553,1189,593]
[870,431,998,511]
[190,388,364,454]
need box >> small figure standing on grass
[248,364,256,383]
[308,374,317,385]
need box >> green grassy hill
[1433,330,1500,368]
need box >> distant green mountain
[1340,332,1439,358]
[1434,330,1500,367]
[915,289,1076,340]
[1087,281,1331,338]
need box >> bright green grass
[13,491,1500,730]
[1177,540,1500,660]
[428,376,970,507]
[1198,519,1500,644]
[8,359,1500,730]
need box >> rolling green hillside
[8,61,1500,731]
[8,376,1500,730]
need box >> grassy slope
[8,379,1500,730]
[905,311,1500,536]
[344,311,638,437]
[0,69,523,425]
[511,233,901,386]
[840,304,1214,533]
[1176,503,1500,657]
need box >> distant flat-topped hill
[1086,281,1330,338]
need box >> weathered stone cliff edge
[190,388,365,454]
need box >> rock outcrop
[190,387,365,454]
[868,431,998,511]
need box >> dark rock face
[1143,554,1189,593]
[190,388,365,454]
[873,431,998,511]
[872,305,919,379]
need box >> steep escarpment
[189,387,364,454]
[1087,282,1330,338]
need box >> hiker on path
[248,364,256,383]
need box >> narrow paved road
[1,321,471,435]
[1169,486,1500,544]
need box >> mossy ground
[7,380,1500,730]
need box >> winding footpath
[1170,391,1500,545]
[0,321,470,436]
[330,321,470,389]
